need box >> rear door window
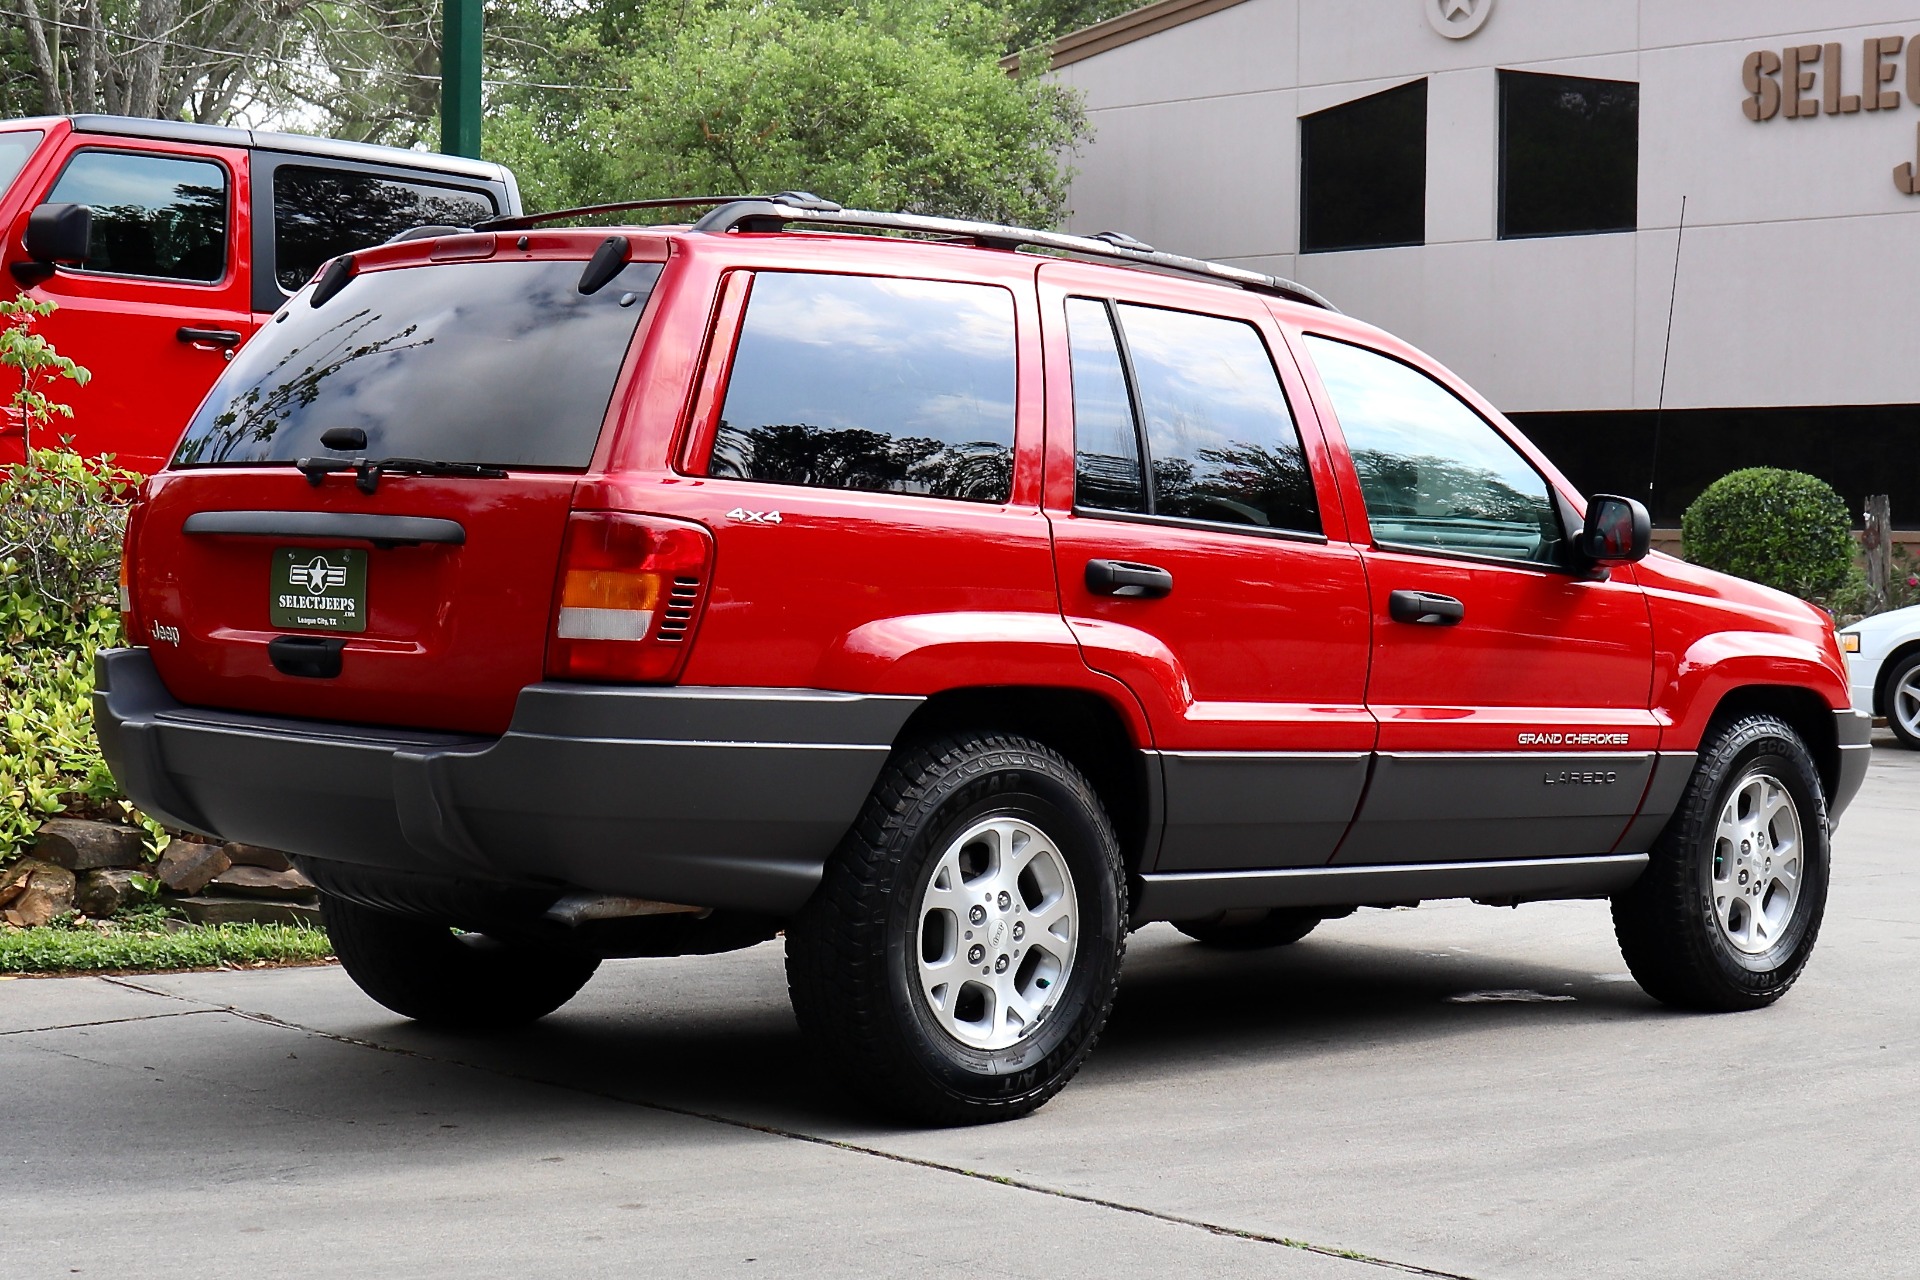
[174,257,660,469]
[707,272,1016,504]
[272,165,498,292]
[0,131,44,192]
[1066,298,1320,534]
[46,150,228,282]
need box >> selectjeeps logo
[270,547,368,634]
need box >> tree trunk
[128,0,183,119]
[74,0,103,114]
[1865,494,1893,615]
[15,0,65,114]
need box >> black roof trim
[64,115,511,184]
[687,196,1338,311]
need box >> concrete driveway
[5,740,1915,1280]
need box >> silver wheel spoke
[913,814,1079,1052]
[1709,769,1804,956]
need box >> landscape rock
[77,868,147,918]
[7,862,77,927]
[0,859,37,910]
[157,841,232,895]
[176,896,323,928]
[32,818,147,871]
[207,864,317,902]
[221,842,294,872]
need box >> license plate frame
[270,547,368,633]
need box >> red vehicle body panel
[6,128,261,470]
[117,223,1855,874]
[0,117,516,471]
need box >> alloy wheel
[1709,770,1803,955]
[915,816,1078,1051]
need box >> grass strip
[0,919,333,975]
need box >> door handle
[176,326,243,347]
[1388,589,1465,625]
[1086,559,1173,598]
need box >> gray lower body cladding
[93,648,920,915]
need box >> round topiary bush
[1681,467,1855,601]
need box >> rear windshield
[174,257,660,470]
[0,131,45,192]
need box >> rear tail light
[118,490,147,646]
[545,512,713,683]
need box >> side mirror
[25,202,91,264]
[1577,494,1652,565]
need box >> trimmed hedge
[1681,468,1855,604]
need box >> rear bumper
[94,647,920,914]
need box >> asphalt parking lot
[4,738,1915,1280]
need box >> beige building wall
[1051,1,1920,415]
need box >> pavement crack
[0,1008,217,1037]
[95,976,1483,1279]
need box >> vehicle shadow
[361,923,1671,1132]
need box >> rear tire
[1884,650,1920,749]
[322,894,600,1028]
[786,733,1127,1126]
[1174,908,1324,949]
[1611,714,1829,1012]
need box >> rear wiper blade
[294,455,509,493]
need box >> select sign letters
[1741,35,1920,192]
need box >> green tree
[488,0,1089,226]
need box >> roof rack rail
[474,195,749,232]
[688,194,1338,312]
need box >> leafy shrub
[1681,468,1855,605]
[1,448,141,861]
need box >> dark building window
[1499,70,1638,239]
[1300,79,1427,254]
[1510,405,1920,529]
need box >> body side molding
[1133,853,1650,921]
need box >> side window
[1066,298,1320,535]
[708,273,1016,504]
[1065,298,1145,512]
[46,150,227,282]
[1303,335,1566,565]
[273,166,497,292]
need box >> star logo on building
[1427,0,1493,39]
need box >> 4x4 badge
[726,507,782,524]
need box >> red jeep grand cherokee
[96,196,1871,1124]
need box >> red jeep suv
[95,196,1871,1124]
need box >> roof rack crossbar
[687,198,1338,311]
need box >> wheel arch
[895,685,1161,876]
[1703,684,1840,802]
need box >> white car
[1837,604,1920,748]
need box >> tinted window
[1305,336,1564,564]
[1500,70,1638,238]
[1117,303,1319,534]
[273,166,497,292]
[1300,79,1426,253]
[710,273,1015,504]
[174,258,658,469]
[0,131,43,193]
[1066,298,1145,513]
[47,150,227,281]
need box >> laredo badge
[271,547,367,633]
